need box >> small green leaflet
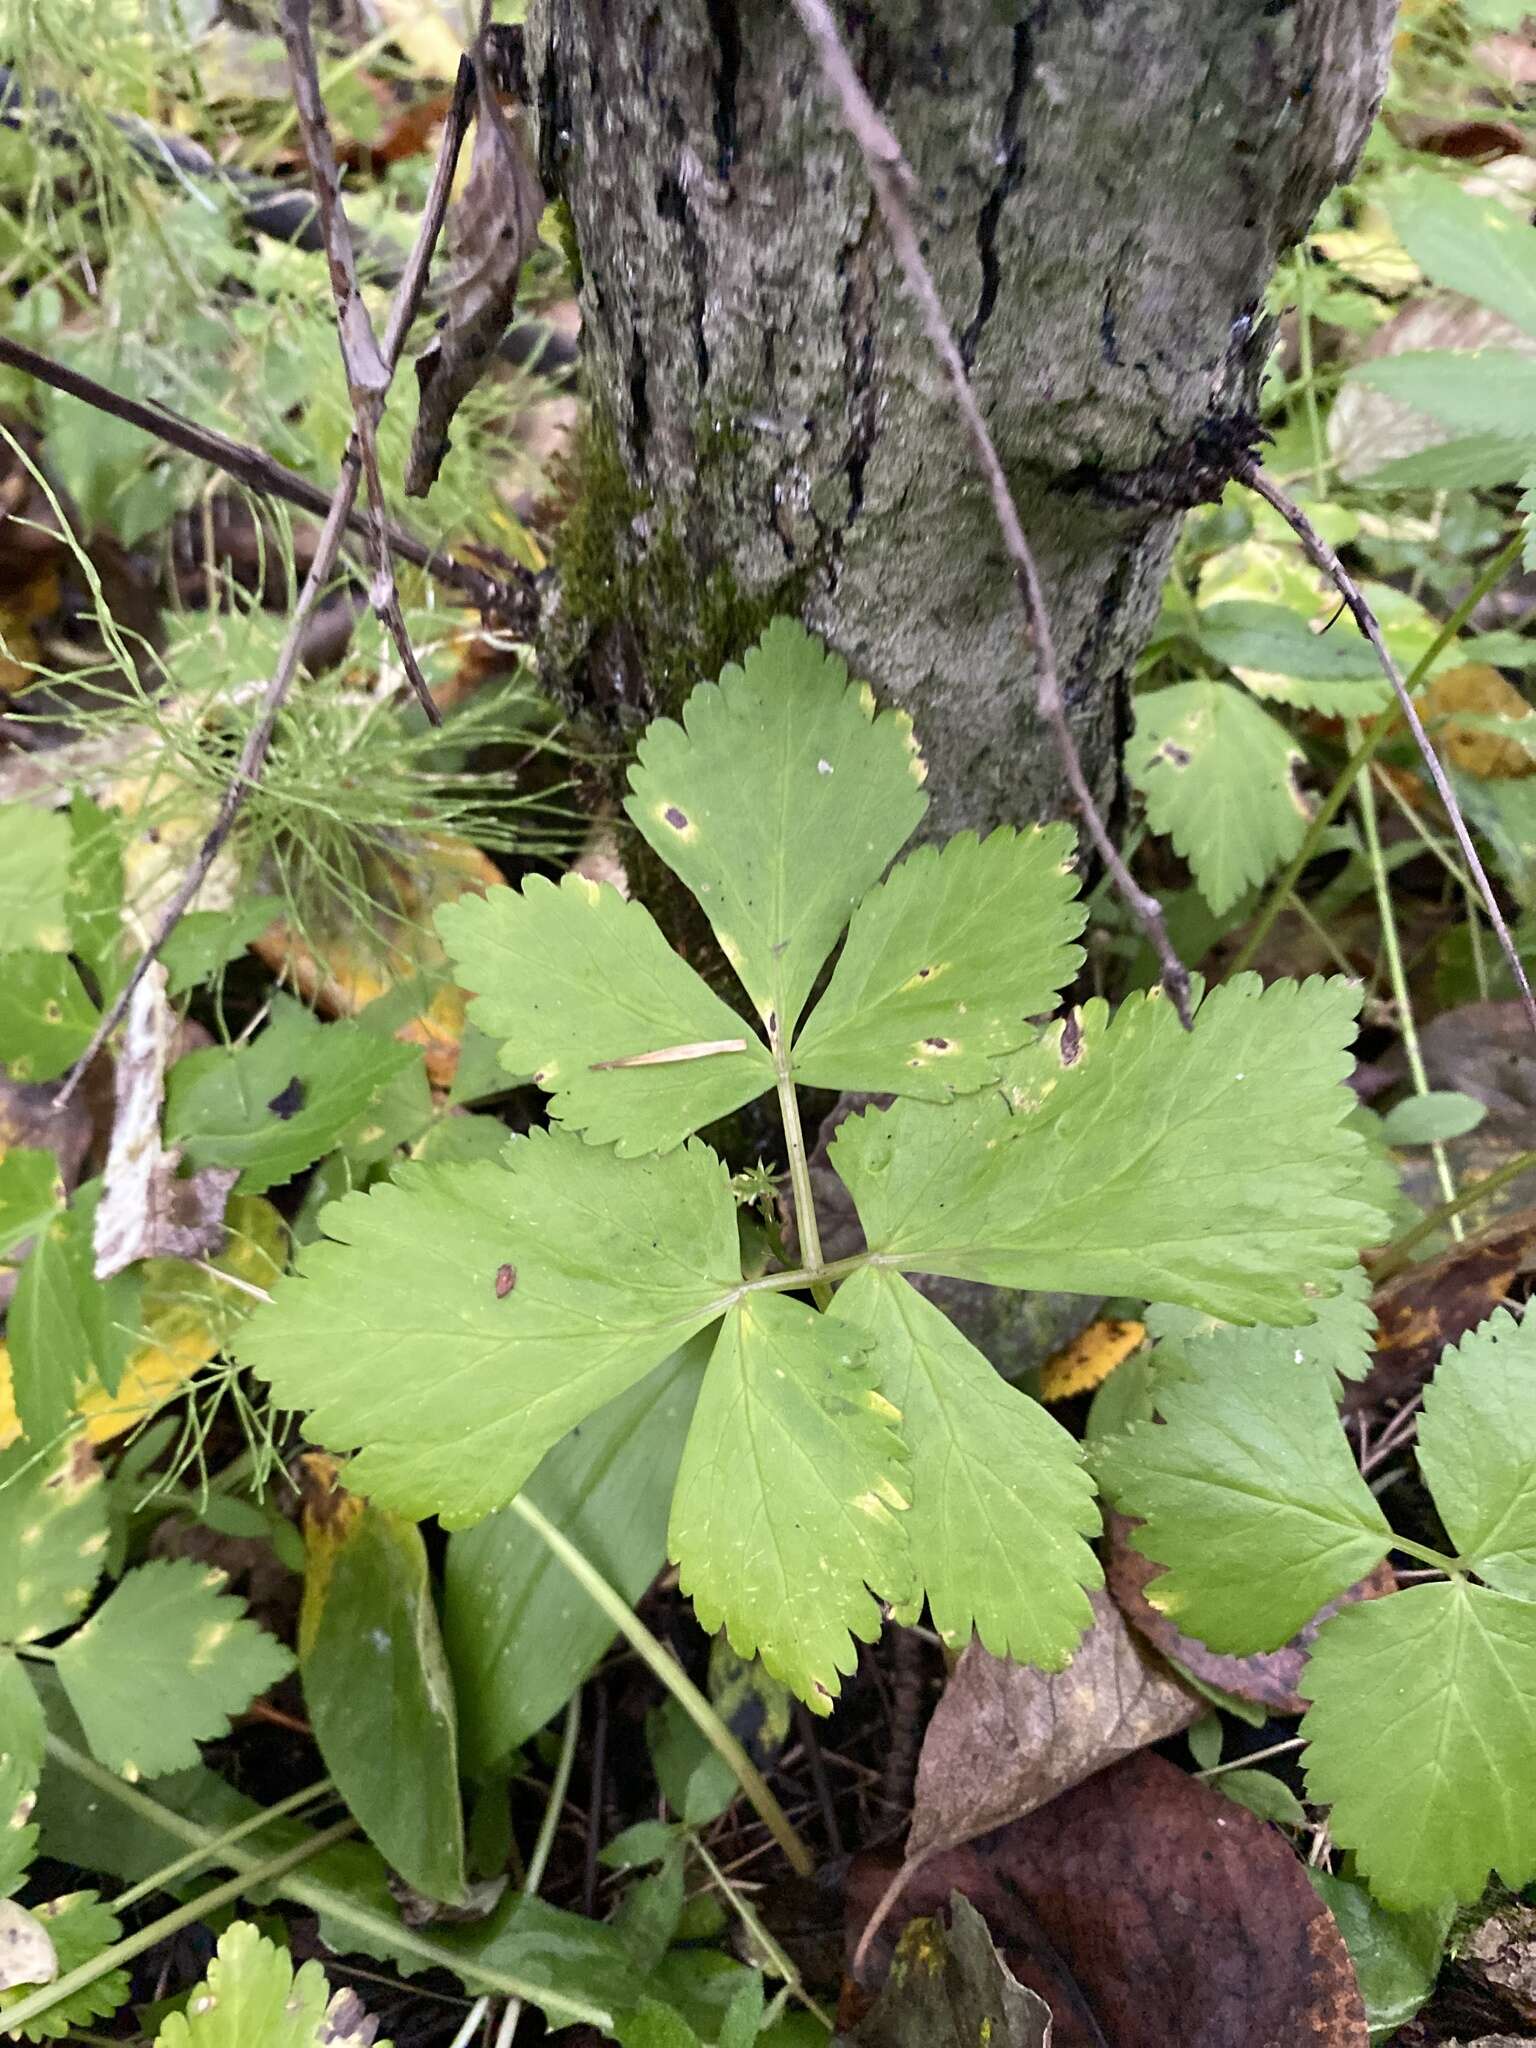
[0,1892,125,2043]
[1146,1261,1375,1398]
[1378,1090,1486,1146]
[7,1184,143,1438]
[154,1918,391,2048]
[1302,1582,1536,1908]
[0,957,97,1085]
[1128,681,1309,914]
[831,1267,1100,1663]
[0,1750,39,1901]
[158,900,280,998]
[669,1292,912,1708]
[300,1495,466,1904]
[0,1654,44,1795]
[53,1559,295,1777]
[239,1139,739,1522]
[164,999,421,1193]
[626,618,928,1034]
[1415,1306,1536,1599]
[831,976,1388,1324]
[792,826,1085,1097]
[1094,1341,1391,1653]
[444,1339,707,1775]
[1196,601,1385,685]
[0,807,70,954]
[0,1150,63,1264]
[0,1437,107,1647]
[439,875,773,1155]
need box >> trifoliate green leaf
[164,1000,421,1194]
[0,1436,107,1646]
[626,618,928,1033]
[1415,1306,1536,1598]
[0,1891,125,2041]
[438,876,772,1154]
[240,1139,739,1523]
[830,1267,1100,1663]
[53,1558,295,1777]
[0,807,70,955]
[1147,1262,1375,1398]
[0,957,97,1085]
[1095,1340,1391,1653]
[155,1917,391,2048]
[670,1293,913,1708]
[1302,1581,1536,1906]
[0,1149,64,1264]
[831,975,1386,1325]
[1128,680,1310,914]
[791,826,1085,1098]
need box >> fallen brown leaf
[1106,1509,1397,1714]
[908,1588,1201,1859]
[1352,1204,1536,1413]
[850,1752,1368,2048]
[841,1894,1051,2048]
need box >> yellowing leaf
[1039,1319,1147,1402]
[1421,663,1536,779]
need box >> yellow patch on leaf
[1420,663,1536,781]
[1039,1318,1147,1403]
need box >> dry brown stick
[0,332,534,629]
[789,0,1191,1026]
[52,50,475,1109]
[1238,457,1536,1042]
[279,0,442,727]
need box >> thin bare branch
[1238,457,1536,1042]
[279,0,442,727]
[0,332,536,630]
[788,0,1191,1025]
[52,46,476,1107]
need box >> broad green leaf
[831,975,1388,1325]
[1302,1581,1536,1906]
[1128,681,1309,913]
[1095,1338,1391,1652]
[1416,1307,1536,1598]
[164,1000,421,1194]
[626,618,928,1033]
[614,2000,705,2048]
[1146,1261,1375,1396]
[0,1150,63,1264]
[1379,1090,1486,1146]
[1351,350,1536,439]
[53,1558,295,1777]
[1310,1874,1450,2044]
[670,1293,913,1708]
[0,1892,125,2042]
[830,1267,1100,1663]
[1198,601,1383,683]
[0,1436,107,1645]
[1387,171,1536,339]
[443,1339,707,1776]
[1353,432,1536,492]
[300,1487,466,1903]
[438,876,772,1155]
[240,1138,739,1522]
[1215,1769,1305,1828]
[8,1185,143,1437]
[791,826,1085,1098]
[0,958,97,1085]
[0,808,70,955]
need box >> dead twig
[1238,458,1536,1043]
[52,40,474,1109]
[279,0,443,727]
[0,333,536,630]
[788,0,1191,1025]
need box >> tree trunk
[528,0,1397,841]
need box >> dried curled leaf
[406,74,544,497]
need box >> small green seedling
[240,620,1386,1708]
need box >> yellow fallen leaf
[1421,663,1536,780]
[1039,1318,1147,1402]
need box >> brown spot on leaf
[1159,741,1192,768]
[495,1263,518,1298]
[664,805,689,830]
[923,1037,951,1053]
[267,1075,305,1119]
[1059,1013,1083,1066]
[917,965,934,980]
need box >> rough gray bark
[528,0,1397,840]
